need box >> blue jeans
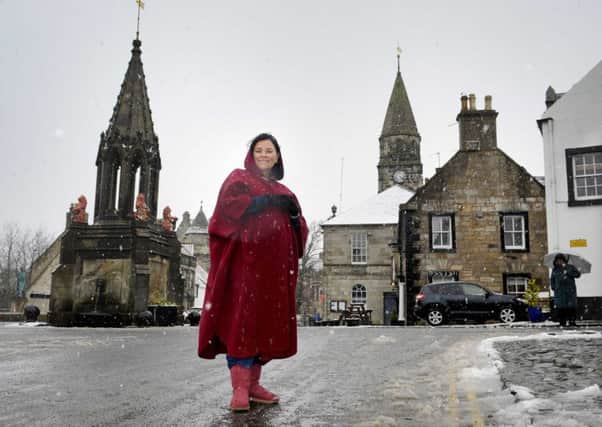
[226,355,263,369]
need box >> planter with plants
[524,279,543,322]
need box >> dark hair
[249,133,284,180]
[250,133,280,154]
[554,253,568,263]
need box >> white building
[193,263,207,309]
[538,60,602,319]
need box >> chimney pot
[484,95,492,110]
[469,94,476,110]
[460,95,468,111]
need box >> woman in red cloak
[197,133,308,412]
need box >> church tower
[377,51,423,192]
[94,38,161,222]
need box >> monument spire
[94,22,161,222]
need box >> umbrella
[543,251,592,274]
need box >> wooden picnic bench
[339,304,372,326]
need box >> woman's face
[253,139,279,177]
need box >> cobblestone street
[1,324,601,426]
[489,330,602,425]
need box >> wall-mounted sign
[329,300,347,312]
[428,271,459,283]
[570,239,587,248]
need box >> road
[0,323,597,426]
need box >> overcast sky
[1,0,601,237]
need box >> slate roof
[322,185,414,226]
[186,203,209,235]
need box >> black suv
[413,282,528,326]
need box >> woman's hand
[245,194,299,217]
[272,195,299,216]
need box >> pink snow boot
[229,365,251,412]
[249,364,279,404]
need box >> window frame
[499,212,529,253]
[502,273,532,296]
[350,231,368,265]
[566,145,602,206]
[429,213,456,252]
[351,283,367,306]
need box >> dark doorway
[383,292,398,325]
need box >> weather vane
[396,43,402,72]
[136,0,145,40]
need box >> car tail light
[415,293,425,301]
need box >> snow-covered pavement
[0,323,600,426]
[475,330,602,426]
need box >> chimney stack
[484,95,492,110]
[456,93,498,151]
[460,95,468,111]
[469,93,476,110]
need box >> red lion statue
[161,206,177,232]
[70,195,88,223]
[135,193,150,222]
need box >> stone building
[41,37,186,326]
[538,60,602,319]
[399,94,549,320]
[177,203,210,271]
[322,186,414,325]
[320,60,420,325]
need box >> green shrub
[524,279,540,307]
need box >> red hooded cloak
[197,150,308,362]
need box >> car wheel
[499,307,516,323]
[426,307,445,326]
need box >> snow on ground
[462,330,602,426]
[1,321,48,327]
[374,334,396,343]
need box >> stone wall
[73,258,133,313]
[148,255,170,304]
[25,234,63,315]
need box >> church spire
[192,202,209,228]
[380,51,419,138]
[377,49,423,192]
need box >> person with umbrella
[550,254,581,327]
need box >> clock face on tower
[393,170,406,184]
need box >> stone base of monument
[73,312,129,327]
